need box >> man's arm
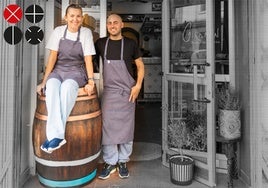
[129,57,144,103]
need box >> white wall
[235,0,251,186]
[251,0,268,187]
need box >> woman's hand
[84,81,94,96]
[36,83,45,96]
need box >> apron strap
[76,27,81,41]
[120,38,124,60]
[104,38,109,60]
[63,26,81,41]
[63,26,67,39]
[104,37,124,60]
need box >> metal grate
[0,0,15,187]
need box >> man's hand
[129,85,141,103]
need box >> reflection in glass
[215,0,229,74]
[170,1,206,74]
[167,80,207,152]
[170,0,229,75]
[69,0,100,8]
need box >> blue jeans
[45,78,79,141]
[102,141,133,165]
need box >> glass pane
[69,0,100,8]
[166,1,216,185]
[170,0,206,74]
[167,79,209,182]
[167,80,207,153]
[215,0,229,75]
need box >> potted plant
[216,85,241,139]
[167,119,195,186]
[184,110,207,152]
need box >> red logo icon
[3,4,23,24]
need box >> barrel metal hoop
[35,150,101,167]
[38,94,97,101]
[75,95,97,101]
[35,110,101,121]
[38,169,97,187]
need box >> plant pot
[169,155,194,186]
[219,109,241,139]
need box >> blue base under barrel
[38,169,97,187]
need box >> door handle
[193,97,211,103]
[192,63,210,102]
[193,64,198,100]
[191,61,210,66]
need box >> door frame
[162,0,238,186]
[161,0,216,186]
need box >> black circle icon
[4,26,23,45]
[25,26,44,45]
[25,4,44,23]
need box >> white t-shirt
[46,25,96,56]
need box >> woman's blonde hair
[65,4,82,16]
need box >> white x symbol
[6,7,21,22]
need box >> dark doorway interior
[122,27,140,46]
[134,102,162,145]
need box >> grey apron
[102,38,136,145]
[47,26,88,87]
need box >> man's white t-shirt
[46,25,96,56]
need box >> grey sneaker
[98,163,116,180]
[117,162,129,179]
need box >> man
[95,14,144,179]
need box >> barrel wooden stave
[35,93,100,117]
[33,117,102,160]
[32,87,102,185]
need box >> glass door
[162,0,216,186]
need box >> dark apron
[102,38,136,145]
[47,26,88,87]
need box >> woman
[36,4,95,153]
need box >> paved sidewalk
[23,158,246,188]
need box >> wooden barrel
[32,86,102,187]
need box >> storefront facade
[0,0,267,187]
